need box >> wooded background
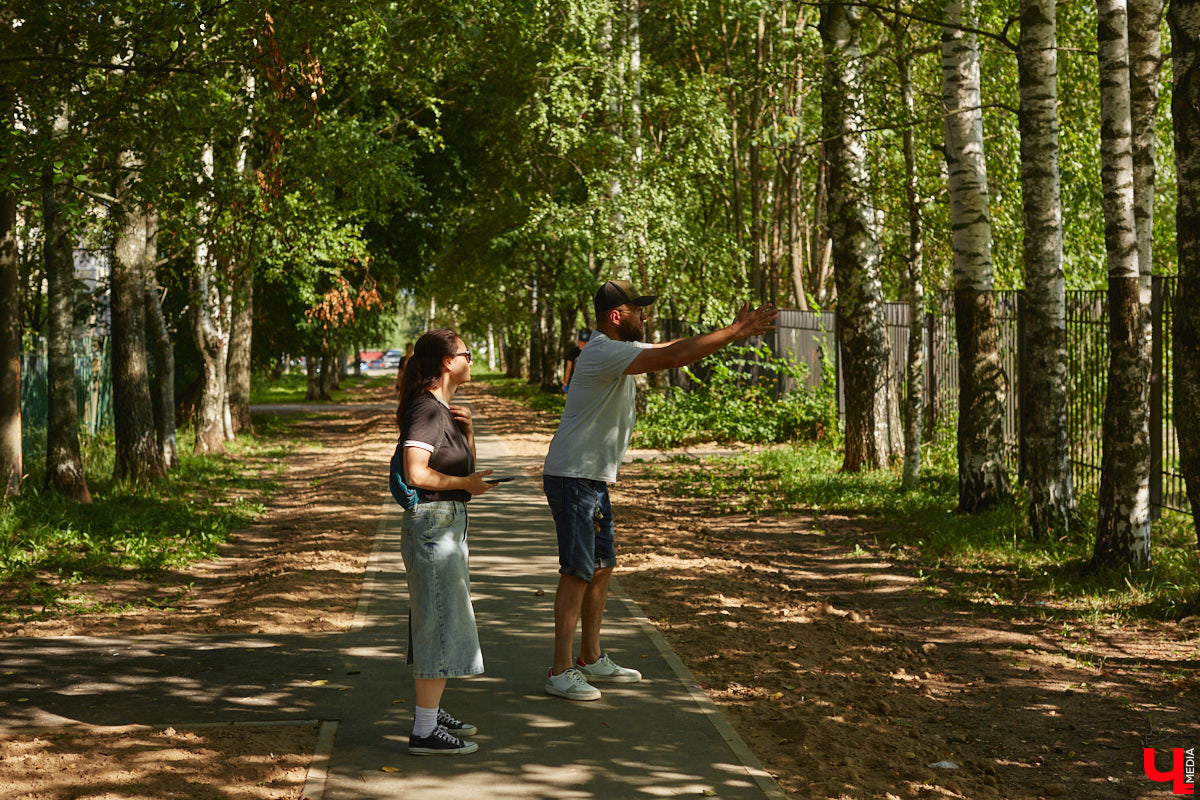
[1,1,1198,576]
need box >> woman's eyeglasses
[454,351,472,364]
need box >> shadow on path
[0,410,785,800]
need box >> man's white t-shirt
[543,331,653,483]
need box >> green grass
[0,423,297,622]
[654,440,1200,623]
[472,370,567,416]
[250,371,393,404]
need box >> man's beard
[616,317,644,342]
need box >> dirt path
[2,380,1197,800]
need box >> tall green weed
[635,345,838,448]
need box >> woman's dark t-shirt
[402,392,474,503]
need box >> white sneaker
[576,653,642,683]
[545,667,602,701]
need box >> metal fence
[696,276,1185,514]
[20,336,113,438]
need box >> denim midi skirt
[399,500,484,679]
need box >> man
[542,279,778,701]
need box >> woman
[396,329,495,755]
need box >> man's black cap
[594,279,657,318]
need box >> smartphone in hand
[485,476,514,485]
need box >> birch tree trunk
[227,77,256,436]
[110,152,166,483]
[227,263,253,434]
[42,104,91,502]
[1019,0,1078,536]
[820,0,897,472]
[942,0,1009,512]
[786,90,808,309]
[319,355,336,399]
[601,12,629,276]
[192,141,230,454]
[750,12,766,302]
[809,154,835,307]
[1094,0,1152,568]
[1169,0,1200,556]
[539,291,558,393]
[720,14,745,260]
[529,275,545,387]
[895,9,925,491]
[0,186,19,497]
[0,3,18,498]
[528,267,559,393]
[143,247,178,469]
[305,353,321,400]
[785,6,809,311]
[1130,0,1164,286]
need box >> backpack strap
[390,401,449,510]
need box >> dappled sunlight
[1,397,790,799]
[609,456,1200,799]
[11,391,1195,799]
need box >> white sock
[413,705,438,737]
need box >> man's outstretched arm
[624,302,778,375]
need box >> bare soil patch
[2,378,1197,800]
[2,724,316,800]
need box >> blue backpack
[389,411,444,511]
[388,441,420,510]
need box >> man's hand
[729,302,778,340]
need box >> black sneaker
[408,726,479,756]
[437,708,478,736]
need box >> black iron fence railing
[664,275,1186,514]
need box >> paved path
[0,413,785,800]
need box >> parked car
[381,349,404,369]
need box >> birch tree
[1093,0,1152,568]
[1019,0,1077,536]
[0,8,18,498]
[820,0,897,472]
[892,7,926,491]
[226,74,258,436]
[0,183,18,497]
[1170,0,1200,555]
[1130,0,1164,284]
[942,0,1008,512]
[228,264,254,434]
[192,141,232,454]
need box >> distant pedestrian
[542,279,777,701]
[562,329,589,392]
[395,329,497,754]
[395,342,415,390]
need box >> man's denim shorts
[399,500,484,679]
[543,475,617,583]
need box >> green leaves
[636,345,839,448]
